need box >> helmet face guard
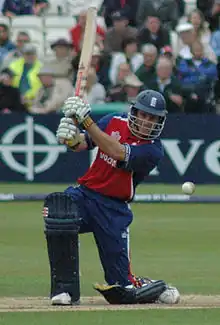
[128,108,166,140]
[128,90,167,140]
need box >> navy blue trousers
[65,185,133,287]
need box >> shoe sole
[51,299,80,306]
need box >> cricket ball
[182,182,195,195]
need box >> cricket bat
[74,7,97,98]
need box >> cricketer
[43,89,180,305]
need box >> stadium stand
[0,1,104,59]
[46,0,68,15]
[1,0,220,114]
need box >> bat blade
[74,7,97,98]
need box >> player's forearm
[84,119,126,160]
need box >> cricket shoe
[129,274,156,288]
[51,292,72,305]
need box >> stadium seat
[66,0,103,16]
[32,41,45,58]
[45,28,72,42]
[66,0,86,16]
[46,0,68,15]
[11,16,43,31]
[44,16,76,29]
[0,16,10,27]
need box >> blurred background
[0,0,220,184]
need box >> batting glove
[62,96,91,124]
[56,117,82,147]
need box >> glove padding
[62,96,91,124]
[56,117,82,148]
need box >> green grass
[1,309,220,325]
[0,183,219,296]
[1,182,220,195]
[0,183,219,324]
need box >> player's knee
[43,192,81,234]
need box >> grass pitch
[0,183,219,324]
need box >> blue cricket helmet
[128,90,167,140]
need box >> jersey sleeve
[84,113,120,150]
[116,140,164,172]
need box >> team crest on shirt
[111,131,121,141]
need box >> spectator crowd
[0,0,220,114]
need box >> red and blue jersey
[78,113,164,201]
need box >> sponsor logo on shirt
[100,151,117,167]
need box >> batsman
[43,89,180,305]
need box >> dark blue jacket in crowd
[3,0,34,15]
[176,58,217,87]
[102,0,140,27]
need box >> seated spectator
[84,67,106,104]
[30,66,73,114]
[70,9,105,53]
[9,43,42,108]
[44,38,75,81]
[101,0,139,27]
[0,68,26,113]
[103,10,137,54]
[114,62,132,85]
[175,22,217,64]
[2,31,30,69]
[109,38,143,85]
[137,14,170,51]
[0,22,15,68]
[176,40,217,112]
[188,9,211,46]
[2,0,34,16]
[146,56,184,112]
[135,44,157,87]
[136,0,179,30]
[106,73,143,103]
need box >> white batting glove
[56,117,82,147]
[62,96,91,124]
